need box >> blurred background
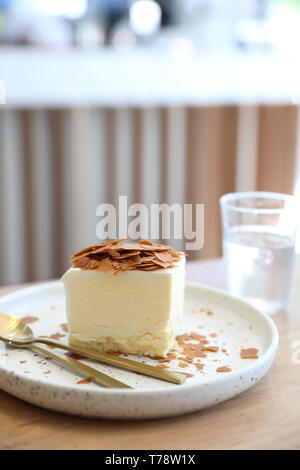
[0,0,300,284]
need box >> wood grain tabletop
[0,258,299,450]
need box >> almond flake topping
[70,239,184,275]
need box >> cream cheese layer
[61,257,185,357]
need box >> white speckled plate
[0,281,278,420]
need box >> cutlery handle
[35,337,185,385]
[30,343,131,389]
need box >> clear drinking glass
[220,192,298,315]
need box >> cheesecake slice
[61,240,185,357]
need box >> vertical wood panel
[25,110,54,280]
[141,108,161,206]
[293,106,300,252]
[0,114,4,284]
[186,106,238,259]
[133,109,142,204]
[106,108,116,206]
[62,109,95,261]
[257,105,298,194]
[90,109,108,240]
[49,109,66,275]
[236,106,259,191]
[0,110,27,284]
[164,107,186,251]
[140,108,162,241]
[166,107,186,207]
[31,111,55,279]
[160,107,168,205]
[115,109,134,207]
[21,110,35,281]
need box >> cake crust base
[68,335,176,358]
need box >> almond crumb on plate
[60,323,68,332]
[240,348,259,359]
[178,362,189,368]
[179,372,194,378]
[216,366,232,373]
[20,316,38,324]
[76,379,92,384]
[203,346,219,352]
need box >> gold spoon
[0,312,185,385]
[0,313,131,389]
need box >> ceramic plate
[0,281,278,420]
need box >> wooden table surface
[0,258,299,450]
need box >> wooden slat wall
[0,111,26,284]
[186,107,238,259]
[0,105,298,284]
[257,106,299,194]
[50,109,67,276]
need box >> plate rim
[0,280,279,397]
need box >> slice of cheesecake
[61,240,185,357]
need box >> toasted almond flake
[156,364,169,369]
[154,252,173,263]
[216,366,232,372]
[180,356,194,363]
[189,332,206,341]
[60,323,68,333]
[240,348,259,359]
[76,378,92,384]
[20,316,38,324]
[176,333,191,342]
[71,239,184,275]
[180,372,194,378]
[203,346,219,352]
[19,360,27,364]
[195,363,204,371]
[50,332,66,340]
[72,239,126,259]
[43,370,51,375]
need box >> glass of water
[220,192,298,315]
